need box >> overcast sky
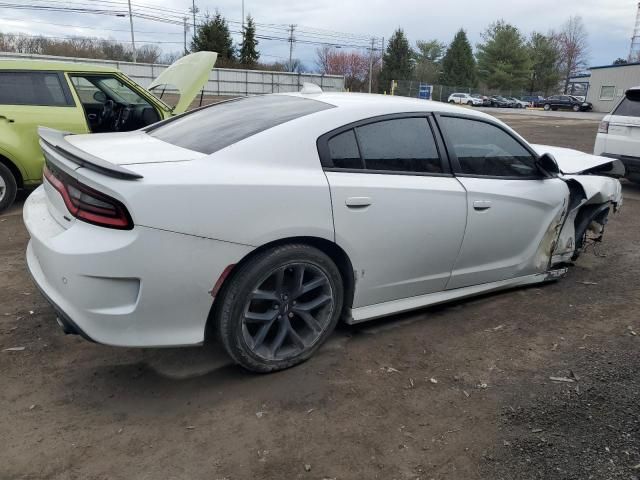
[3,0,637,69]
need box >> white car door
[436,115,569,289]
[320,115,468,308]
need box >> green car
[0,51,217,212]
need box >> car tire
[215,243,344,373]
[467,101,473,106]
[0,163,17,214]
[448,100,455,104]
[572,105,580,112]
[543,104,551,111]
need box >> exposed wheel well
[0,154,23,189]
[205,236,356,340]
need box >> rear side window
[0,71,71,106]
[356,118,442,173]
[613,93,640,117]
[440,116,538,178]
[147,95,333,154]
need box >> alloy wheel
[241,262,335,361]
[0,174,6,202]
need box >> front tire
[543,103,551,111]
[573,104,580,112]
[0,163,17,213]
[215,244,344,373]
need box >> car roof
[279,91,497,121]
[0,58,118,73]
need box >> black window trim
[433,112,550,181]
[317,112,454,177]
[0,69,75,107]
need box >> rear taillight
[43,163,133,230]
[598,121,609,134]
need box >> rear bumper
[24,185,253,347]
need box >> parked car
[594,86,640,183]
[522,95,546,108]
[471,93,491,106]
[543,95,593,112]
[489,95,511,108]
[506,97,529,108]
[24,92,623,372]
[0,51,217,212]
[448,93,483,106]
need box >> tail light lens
[598,121,609,134]
[43,163,133,230]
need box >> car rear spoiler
[38,127,143,180]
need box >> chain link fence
[391,80,548,103]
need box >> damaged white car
[23,93,623,372]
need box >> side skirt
[347,268,568,324]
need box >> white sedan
[24,92,623,372]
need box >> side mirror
[93,91,107,103]
[537,152,560,176]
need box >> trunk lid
[148,51,218,114]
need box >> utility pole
[241,0,245,46]
[183,17,188,55]
[127,0,136,62]
[368,37,375,93]
[191,0,198,39]
[288,24,296,72]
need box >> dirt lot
[2,113,640,480]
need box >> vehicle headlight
[582,102,588,106]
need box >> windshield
[147,95,334,154]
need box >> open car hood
[148,51,217,114]
[531,144,625,177]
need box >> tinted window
[328,130,362,169]
[613,94,640,117]
[355,118,442,173]
[0,71,70,106]
[148,95,333,154]
[440,117,538,177]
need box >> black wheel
[215,244,344,372]
[543,103,551,111]
[467,100,473,106]
[448,100,455,104]
[572,104,580,112]
[0,163,17,213]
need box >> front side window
[0,71,70,106]
[439,116,539,178]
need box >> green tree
[476,21,530,91]
[191,12,235,65]
[378,28,413,93]
[527,32,561,95]
[441,29,477,87]
[239,15,259,66]
[613,57,627,65]
[413,39,445,84]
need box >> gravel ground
[1,112,639,480]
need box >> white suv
[594,87,640,182]
[448,93,483,106]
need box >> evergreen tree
[191,11,235,65]
[441,29,477,87]
[378,28,413,93]
[239,15,259,66]
[476,21,530,90]
[527,32,561,95]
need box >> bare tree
[315,47,379,92]
[557,16,589,93]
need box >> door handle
[473,200,492,211]
[346,196,372,208]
